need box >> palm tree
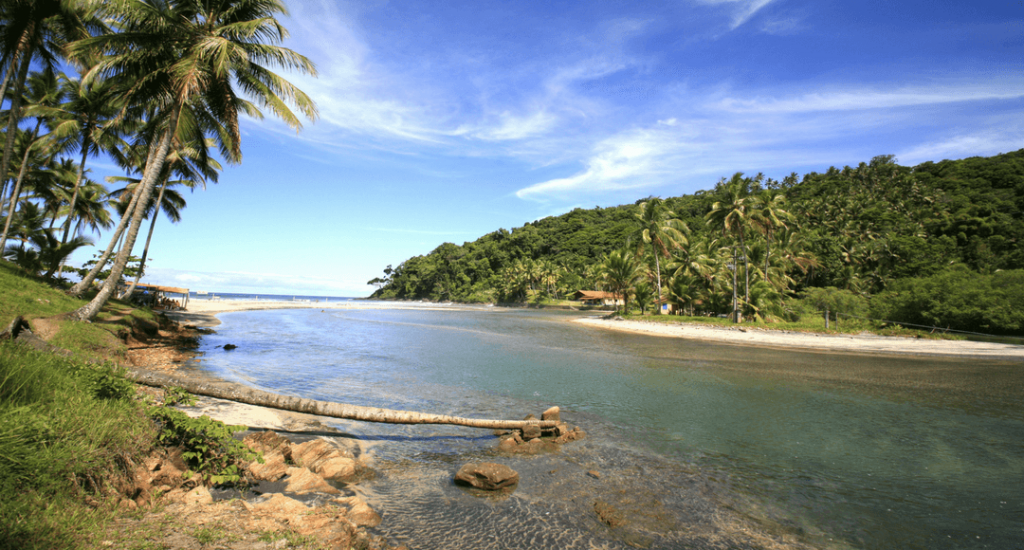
[118,136,220,298]
[600,249,640,314]
[749,189,791,288]
[0,0,104,211]
[631,197,688,313]
[68,0,318,321]
[47,71,126,254]
[0,69,65,252]
[705,173,756,322]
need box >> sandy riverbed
[575,317,1024,360]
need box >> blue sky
[76,0,1023,297]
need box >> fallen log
[128,369,561,430]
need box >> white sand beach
[575,317,1024,360]
[164,298,477,326]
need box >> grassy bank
[0,261,260,549]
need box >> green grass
[0,261,86,328]
[0,342,155,550]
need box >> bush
[869,267,1024,335]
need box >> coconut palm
[631,197,688,312]
[68,0,318,320]
[46,71,127,254]
[749,189,791,288]
[599,249,640,314]
[117,136,220,298]
[705,173,756,322]
[0,0,104,210]
[0,72,69,252]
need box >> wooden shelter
[572,290,624,306]
[127,283,190,310]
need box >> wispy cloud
[695,0,778,29]
[716,83,1024,113]
[145,267,371,296]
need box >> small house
[572,290,624,306]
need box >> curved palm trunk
[128,369,560,430]
[731,247,741,323]
[71,126,174,321]
[0,45,33,204]
[124,178,167,299]
[69,143,160,296]
[0,50,24,207]
[58,137,93,250]
[739,231,749,316]
[68,194,137,295]
[0,121,41,252]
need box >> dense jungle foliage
[370,150,1024,335]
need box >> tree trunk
[764,233,772,287]
[0,49,24,208]
[731,246,741,323]
[127,369,560,430]
[824,307,830,329]
[740,230,749,310]
[68,190,140,295]
[0,120,41,252]
[124,178,167,299]
[71,126,174,321]
[0,45,33,206]
[654,253,662,313]
[59,137,92,250]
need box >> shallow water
[194,307,1024,550]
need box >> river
[192,306,1024,550]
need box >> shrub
[869,267,1024,335]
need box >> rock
[521,424,542,440]
[523,413,536,420]
[454,462,519,491]
[182,486,213,506]
[245,430,294,458]
[332,496,382,527]
[248,449,289,481]
[282,466,339,494]
[587,470,602,479]
[252,493,310,517]
[594,500,626,528]
[541,406,561,422]
[223,343,237,350]
[554,426,586,444]
[291,439,356,480]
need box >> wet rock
[291,439,356,480]
[541,406,561,422]
[245,430,294,458]
[454,462,519,491]
[554,426,586,444]
[594,499,627,528]
[333,495,382,527]
[223,343,237,350]
[521,424,542,440]
[588,470,602,479]
[282,466,340,494]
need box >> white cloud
[144,268,371,297]
[695,0,778,29]
[716,83,1024,113]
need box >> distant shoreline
[163,299,487,327]
[574,317,1024,361]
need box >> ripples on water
[195,307,1024,550]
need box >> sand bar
[575,317,1024,360]
[164,299,477,327]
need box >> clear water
[193,307,1024,550]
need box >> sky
[73,0,1023,297]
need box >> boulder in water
[454,462,519,491]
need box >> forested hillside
[370,151,1024,334]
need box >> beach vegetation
[372,150,1024,336]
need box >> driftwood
[128,369,561,430]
